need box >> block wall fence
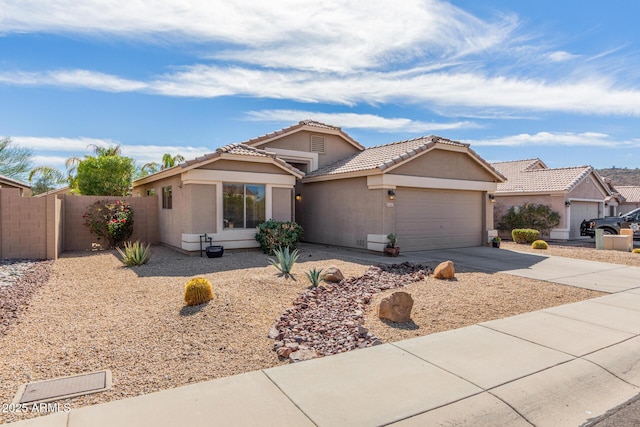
[0,189,159,260]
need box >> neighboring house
[33,186,73,198]
[133,120,505,253]
[491,159,611,240]
[615,186,640,212]
[0,174,31,197]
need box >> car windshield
[622,207,640,217]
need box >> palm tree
[87,144,122,157]
[28,166,67,195]
[161,153,185,170]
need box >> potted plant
[384,233,400,257]
[492,236,501,248]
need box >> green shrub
[82,199,134,248]
[305,267,325,287]
[116,240,151,266]
[498,203,560,238]
[512,229,540,244]
[531,240,549,250]
[633,248,640,254]
[255,220,303,254]
[269,247,299,279]
[184,277,214,306]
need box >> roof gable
[305,135,505,182]
[133,143,304,186]
[243,120,364,151]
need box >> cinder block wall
[63,195,159,251]
[0,189,49,259]
[0,190,158,259]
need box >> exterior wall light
[488,194,495,203]
[295,194,302,201]
[565,200,571,207]
[387,189,396,200]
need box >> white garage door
[395,188,483,251]
[570,201,600,239]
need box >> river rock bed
[0,260,53,336]
[269,262,431,361]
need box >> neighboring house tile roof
[616,186,640,203]
[491,159,604,194]
[243,120,365,151]
[0,173,30,189]
[306,135,503,180]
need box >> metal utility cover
[13,370,112,404]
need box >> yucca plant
[116,240,151,266]
[184,277,214,306]
[269,247,299,279]
[305,267,325,287]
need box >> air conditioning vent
[310,135,326,153]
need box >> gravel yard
[0,242,614,423]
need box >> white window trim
[264,148,318,172]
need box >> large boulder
[378,291,414,323]
[323,266,344,282]
[433,260,455,280]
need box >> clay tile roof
[243,120,364,150]
[615,186,640,203]
[491,159,600,193]
[176,143,304,177]
[306,136,475,178]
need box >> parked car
[580,207,640,238]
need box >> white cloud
[0,70,147,92]
[545,50,580,62]
[0,0,516,72]
[11,136,212,170]
[465,131,640,148]
[245,110,478,133]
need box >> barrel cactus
[531,240,549,250]
[184,277,214,306]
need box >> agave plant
[116,240,151,266]
[305,267,325,287]
[268,246,299,279]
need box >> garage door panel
[570,202,599,239]
[395,188,483,251]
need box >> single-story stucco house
[133,120,505,253]
[0,174,31,197]
[613,186,640,212]
[490,159,611,240]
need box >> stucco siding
[258,131,361,168]
[272,187,293,222]
[569,175,607,199]
[391,149,497,181]
[494,194,568,233]
[297,177,383,248]
[189,184,217,234]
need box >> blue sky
[2,0,640,176]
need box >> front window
[223,183,265,229]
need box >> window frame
[162,185,172,209]
[222,183,265,229]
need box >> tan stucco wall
[257,130,361,168]
[568,175,607,199]
[134,175,186,248]
[272,187,292,222]
[493,194,568,235]
[391,149,497,181]
[297,177,384,248]
[199,159,285,174]
[188,184,217,234]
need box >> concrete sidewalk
[12,246,640,427]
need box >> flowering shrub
[82,200,134,248]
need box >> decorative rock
[277,347,293,358]
[323,266,344,282]
[377,291,414,323]
[433,260,455,280]
[267,326,280,339]
[289,349,319,363]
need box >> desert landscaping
[0,242,615,423]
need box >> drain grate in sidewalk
[13,370,112,404]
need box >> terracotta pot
[384,247,400,257]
